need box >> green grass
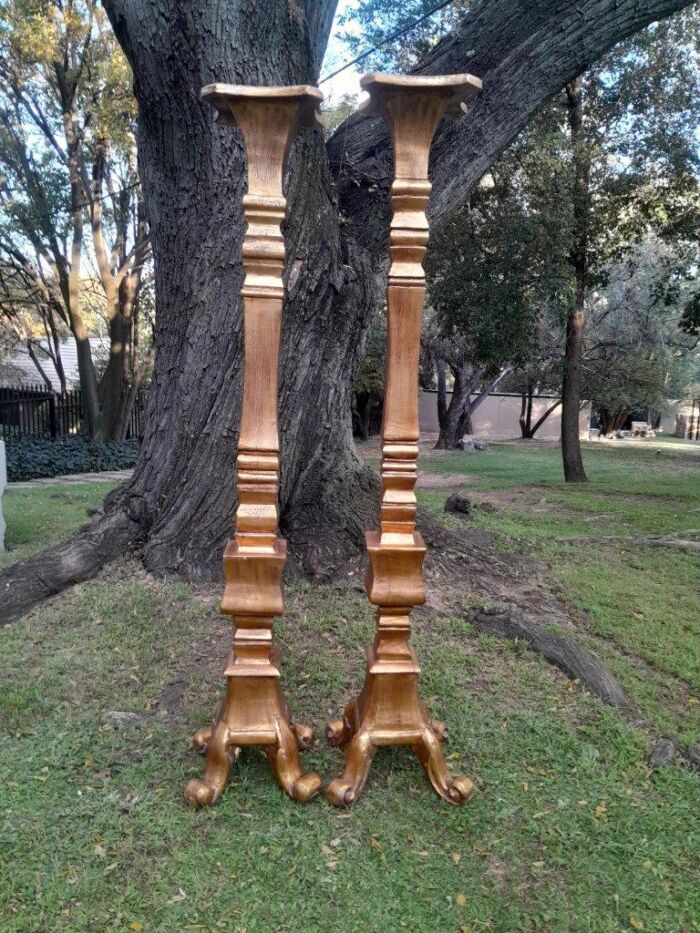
[418,441,700,743]
[423,439,700,500]
[1,455,699,932]
[1,482,117,568]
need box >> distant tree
[336,0,470,73]
[0,257,69,390]
[586,236,700,433]
[0,0,150,438]
[504,311,566,439]
[425,104,573,448]
[560,9,700,475]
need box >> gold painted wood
[184,84,323,807]
[326,73,482,808]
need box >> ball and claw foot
[191,726,213,756]
[293,722,314,749]
[326,719,348,747]
[431,720,448,742]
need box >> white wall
[419,391,591,440]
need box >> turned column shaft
[184,84,322,806]
[326,74,481,808]
[371,91,452,669]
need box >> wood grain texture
[184,86,322,807]
[326,75,478,808]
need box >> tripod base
[184,670,321,806]
[325,647,474,807]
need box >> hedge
[5,436,138,482]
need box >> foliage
[336,0,471,72]
[352,312,386,438]
[0,0,151,438]
[6,434,137,481]
[320,93,358,138]
[353,313,385,398]
[422,104,572,446]
[339,2,700,456]
[585,236,700,427]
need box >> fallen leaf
[629,915,644,930]
[129,924,143,932]
[456,893,468,908]
[451,852,461,865]
[369,836,383,853]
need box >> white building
[0,337,109,390]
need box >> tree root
[0,509,144,627]
[472,605,636,714]
[555,534,700,553]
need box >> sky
[319,0,364,104]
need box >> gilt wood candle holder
[184,84,323,806]
[326,74,482,808]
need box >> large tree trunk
[434,360,477,449]
[97,306,131,441]
[561,78,589,483]
[102,0,376,580]
[2,0,694,622]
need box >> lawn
[0,445,698,933]
[0,482,117,569]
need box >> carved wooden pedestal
[326,74,482,808]
[184,85,323,806]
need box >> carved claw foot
[184,723,239,807]
[326,701,357,748]
[325,731,375,807]
[431,720,448,742]
[265,720,321,802]
[191,726,213,755]
[293,722,314,749]
[413,728,474,805]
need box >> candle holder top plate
[200,83,323,127]
[359,72,482,117]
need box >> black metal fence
[0,384,146,442]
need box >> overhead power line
[319,0,459,85]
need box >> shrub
[6,435,138,482]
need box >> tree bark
[436,355,448,431]
[521,385,561,438]
[434,357,479,449]
[2,0,694,620]
[519,384,534,437]
[100,0,377,581]
[561,78,589,482]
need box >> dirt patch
[417,472,475,489]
